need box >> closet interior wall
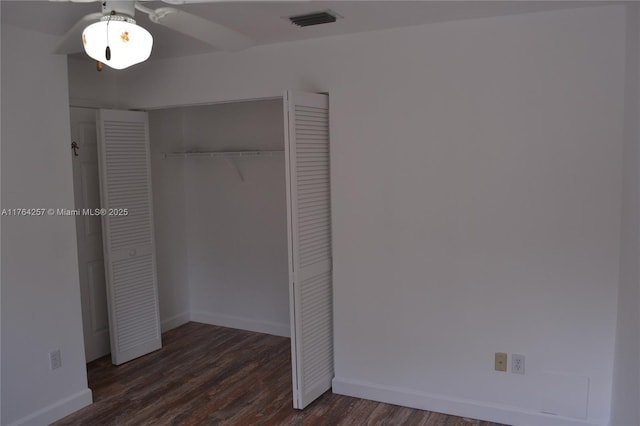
[149,99,290,335]
[149,109,191,329]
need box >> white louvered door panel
[284,91,334,409]
[97,109,161,365]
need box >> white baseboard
[161,311,191,332]
[6,388,92,426]
[191,310,290,337]
[332,378,600,426]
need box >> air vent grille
[289,11,337,27]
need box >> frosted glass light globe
[83,16,153,70]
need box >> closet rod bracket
[161,150,284,182]
[226,158,245,182]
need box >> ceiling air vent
[289,11,338,27]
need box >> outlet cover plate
[49,349,62,370]
[512,353,525,374]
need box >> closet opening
[151,98,292,339]
[71,92,333,410]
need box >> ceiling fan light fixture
[82,15,153,70]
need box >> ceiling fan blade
[149,7,253,51]
[55,12,103,54]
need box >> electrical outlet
[495,352,507,372]
[49,349,62,370]
[512,354,525,374]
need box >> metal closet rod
[163,150,284,159]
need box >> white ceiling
[1,0,614,61]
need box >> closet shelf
[163,150,284,159]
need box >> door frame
[69,106,111,363]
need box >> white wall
[1,24,92,425]
[148,110,191,331]
[611,4,640,425]
[67,57,120,109]
[118,6,626,425]
[149,100,290,336]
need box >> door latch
[71,141,79,156]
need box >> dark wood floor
[55,322,506,425]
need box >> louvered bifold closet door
[284,91,334,409]
[97,109,162,365]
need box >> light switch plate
[495,352,507,372]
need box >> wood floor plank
[53,322,508,426]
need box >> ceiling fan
[52,0,254,70]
